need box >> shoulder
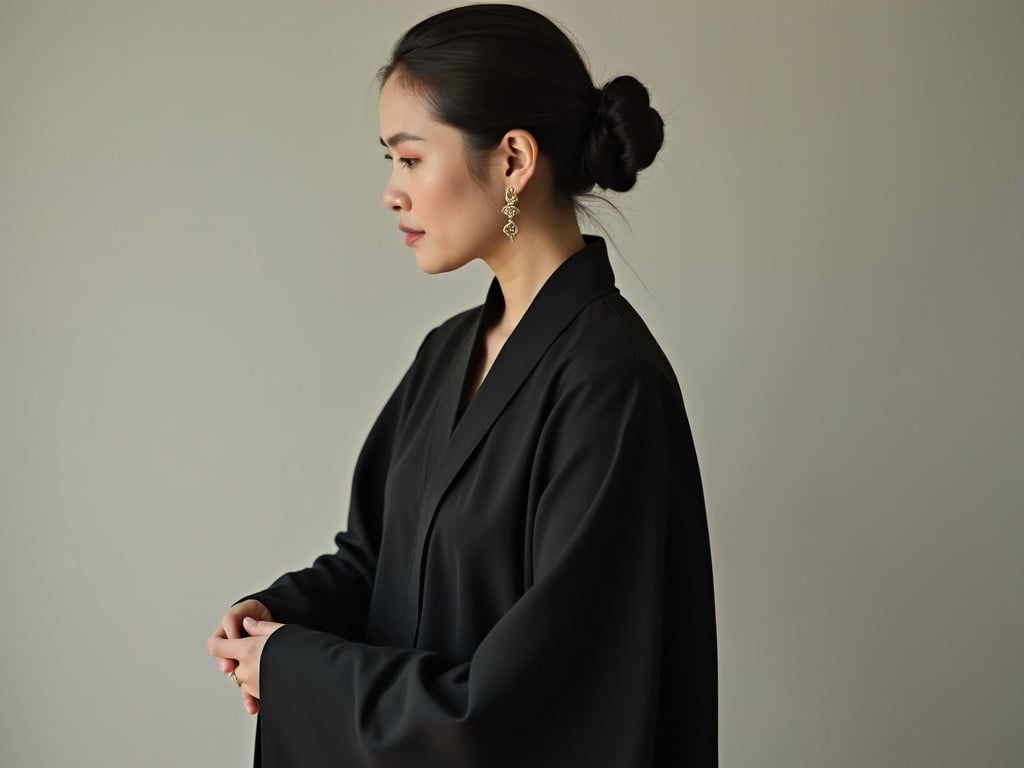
[549,292,682,401]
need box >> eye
[383,154,418,169]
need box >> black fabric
[241,235,717,767]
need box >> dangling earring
[501,186,520,241]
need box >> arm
[237,332,431,640]
[254,359,715,767]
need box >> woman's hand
[208,600,282,714]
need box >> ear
[490,129,539,194]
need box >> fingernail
[243,616,255,629]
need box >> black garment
[242,235,717,767]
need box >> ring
[230,671,241,687]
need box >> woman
[208,5,717,766]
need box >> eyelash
[383,154,417,169]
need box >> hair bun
[583,75,665,192]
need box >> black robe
[240,235,717,767]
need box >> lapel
[399,234,620,645]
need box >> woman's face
[378,75,505,274]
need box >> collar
[478,234,617,337]
[399,234,619,645]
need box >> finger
[243,692,260,715]
[238,681,258,702]
[222,611,244,641]
[235,669,254,700]
[207,623,229,655]
[209,636,245,659]
[237,598,272,622]
[218,657,238,673]
[225,600,273,637]
[242,617,284,637]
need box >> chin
[414,248,471,275]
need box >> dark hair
[377,4,664,206]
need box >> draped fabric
[241,236,717,767]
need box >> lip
[399,225,425,246]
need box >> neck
[482,215,586,337]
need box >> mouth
[395,225,419,246]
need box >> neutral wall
[1,1,1021,766]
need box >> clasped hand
[207,599,285,715]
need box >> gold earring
[501,186,520,241]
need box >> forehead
[378,76,436,138]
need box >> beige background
[1,1,1021,766]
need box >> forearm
[239,546,374,639]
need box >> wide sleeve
[254,358,715,767]
[237,331,431,640]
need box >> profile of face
[378,75,511,274]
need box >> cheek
[432,175,478,217]
[419,158,489,218]
[410,161,502,257]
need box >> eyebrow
[379,132,426,148]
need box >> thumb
[243,616,283,637]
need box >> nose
[382,178,410,212]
